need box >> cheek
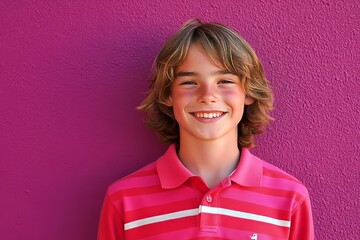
[171,90,193,117]
[171,89,195,104]
[221,89,246,101]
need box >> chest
[122,185,293,239]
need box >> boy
[98,19,314,239]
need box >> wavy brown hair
[137,18,273,148]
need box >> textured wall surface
[1,0,359,239]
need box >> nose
[198,84,218,104]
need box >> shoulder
[106,161,160,198]
[106,145,179,199]
[262,160,306,187]
[257,157,310,212]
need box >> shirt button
[206,195,212,203]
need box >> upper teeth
[194,112,222,118]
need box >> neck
[178,133,240,188]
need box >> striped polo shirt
[98,144,314,240]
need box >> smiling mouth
[191,112,225,119]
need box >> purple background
[1,0,359,239]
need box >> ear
[164,96,173,107]
[244,96,255,105]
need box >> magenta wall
[1,1,359,239]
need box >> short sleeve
[97,192,124,240]
[289,195,314,240]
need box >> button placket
[199,192,219,233]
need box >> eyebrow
[175,69,233,78]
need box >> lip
[189,111,227,123]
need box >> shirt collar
[230,148,263,187]
[156,144,194,189]
[156,144,263,189]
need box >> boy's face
[166,44,254,143]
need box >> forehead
[175,44,225,74]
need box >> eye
[180,81,197,85]
[218,79,234,84]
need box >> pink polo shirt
[98,144,314,240]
